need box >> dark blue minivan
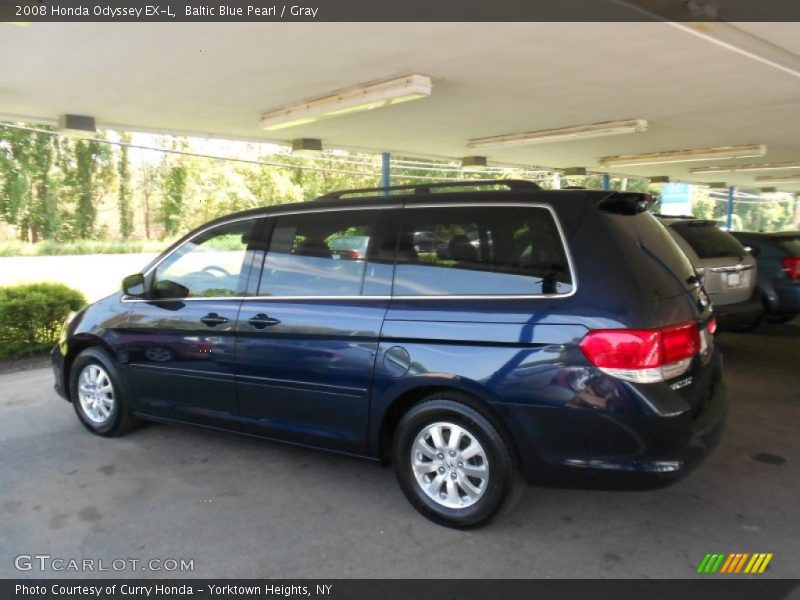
[52,181,726,528]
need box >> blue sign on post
[658,183,693,216]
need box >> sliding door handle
[200,312,230,327]
[248,313,281,329]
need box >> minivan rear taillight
[579,321,700,383]
[781,256,800,280]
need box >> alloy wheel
[77,364,115,424]
[411,421,490,509]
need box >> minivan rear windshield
[603,212,697,297]
[671,223,746,259]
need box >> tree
[159,160,188,238]
[117,134,133,239]
[0,127,60,242]
[57,136,114,240]
[139,162,159,240]
[73,139,112,238]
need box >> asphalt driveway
[1,322,798,579]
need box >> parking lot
[0,320,797,579]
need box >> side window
[258,211,382,297]
[155,219,256,298]
[394,206,573,296]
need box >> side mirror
[122,273,146,297]
[154,279,190,299]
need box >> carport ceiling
[2,21,800,190]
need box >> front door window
[155,220,255,298]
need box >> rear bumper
[681,380,727,473]
[557,382,727,477]
[496,358,727,483]
[714,297,763,329]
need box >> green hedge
[0,283,87,359]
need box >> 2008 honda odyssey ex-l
[52,180,726,528]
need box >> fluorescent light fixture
[755,174,800,183]
[467,119,648,149]
[599,144,766,168]
[260,74,432,131]
[691,161,800,174]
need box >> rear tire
[70,347,138,437]
[392,393,518,529]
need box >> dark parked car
[411,230,443,253]
[731,231,800,324]
[53,181,726,528]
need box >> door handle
[200,312,230,327]
[248,313,281,329]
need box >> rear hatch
[596,196,718,415]
[669,221,756,306]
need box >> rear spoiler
[596,192,655,215]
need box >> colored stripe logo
[697,553,773,574]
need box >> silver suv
[658,216,761,330]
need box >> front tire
[392,393,518,529]
[70,347,137,437]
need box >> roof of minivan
[731,230,800,238]
[656,215,713,225]
[196,187,626,231]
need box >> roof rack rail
[651,213,697,219]
[317,179,541,200]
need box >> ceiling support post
[726,186,735,230]
[381,152,391,196]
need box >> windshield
[671,223,746,259]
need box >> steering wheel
[201,265,231,277]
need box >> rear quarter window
[393,205,573,296]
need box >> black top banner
[1,0,800,22]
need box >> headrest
[448,234,479,263]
